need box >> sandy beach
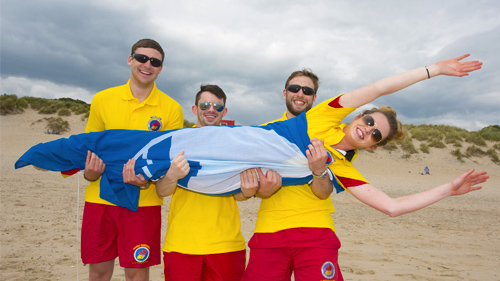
[1,109,499,281]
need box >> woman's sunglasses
[132,54,163,67]
[199,101,225,112]
[362,115,383,143]
[286,84,316,96]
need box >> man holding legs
[155,84,281,281]
[83,39,184,281]
[243,55,484,280]
[242,69,343,280]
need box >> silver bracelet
[140,180,151,189]
[312,169,328,180]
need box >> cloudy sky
[1,0,499,130]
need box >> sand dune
[1,109,499,280]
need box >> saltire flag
[15,114,342,211]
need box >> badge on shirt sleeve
[148,116,163,131]
[326,151,334,165]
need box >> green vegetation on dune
[1,94,29,115]
[1,94,198,130]
[478,125,500,141]
[31,117,70,134]
[395,124,500,164]
[1,94,90,119]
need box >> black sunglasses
[132,53,163,67]
[199,101,225,112]
[286,84,316,96]
[362,115,383,143]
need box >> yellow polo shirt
[85,80,184,206]
[255,95,368,233]
[162,124,246,255]
[162,188,246,255]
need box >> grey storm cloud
[1,0,499,129]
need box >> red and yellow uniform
[244,95,366,281]
[163,190,245,254]
[162,124,246,281]
[85,80,184,206]
[162,189,246,280]
[82,80,183,268]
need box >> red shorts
[163,250,246,281]
[81,202,161,268]
[242,228,343,281]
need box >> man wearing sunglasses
[243,55,485,280]
[242,68,343,280]
[82,39,184,281]
[153,84,281,281]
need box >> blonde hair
[361,105,406,146]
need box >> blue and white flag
[15,114,338,211]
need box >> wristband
[83,172,96,182]
[425,66,430,79]
[241,192,254,199]
[140,180,151,189]
[312,169,328,180]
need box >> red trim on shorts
[81,202,161,268]
[249,228,340,249]
[163,250,246,281]
[243,228,343,281]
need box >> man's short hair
[285,68,320,94]
[131,39,165,62]
[195,84,227,105]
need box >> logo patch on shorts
[148,117,162,131]
[133,244,150,263]
[321,261,335,279]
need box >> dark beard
[286,99,312,117]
